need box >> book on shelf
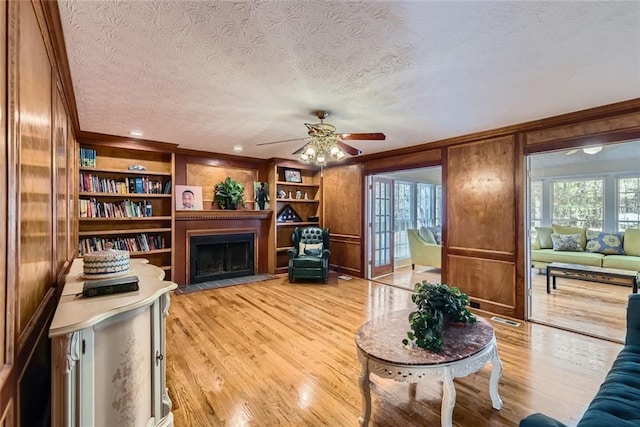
[79,148,96,168]
[81,275,139,298]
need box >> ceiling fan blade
[336,140,362,156]
[338,132,386,141]
[257,137,306,146]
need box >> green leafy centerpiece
[214,177,247,210]
[402,281,476,352]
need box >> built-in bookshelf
[78,144,174,276]
[270,163,322,274]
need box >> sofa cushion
[602,255,640,272]
[418,226,437,244]
[586,230,625,255]
[576,346,640,426]
[624,229,640,257]
[427,226,442,245]
[535,227,553,249]
[551,233,584,252]
[553,225,587,249]
[531,249,604,266]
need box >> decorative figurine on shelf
[295,190,302,199]
[127,164,146,171]
[288,190,292,199]
[277,189,287,199]
[254,182,270,210]
[304,191,309,200]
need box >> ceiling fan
[257,110,386,163]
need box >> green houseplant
[214,177,247,210]
[402,281,476,352]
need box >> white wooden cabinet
[50,258,177,427]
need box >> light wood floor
[166,273,623,426]
[374,265,629,343]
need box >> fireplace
[189,233,255,284]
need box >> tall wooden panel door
[370,177,393,277]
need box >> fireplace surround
[189,233,255,284]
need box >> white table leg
[489,345,503,410]
[358,354,371,426]
[441,367,456,427]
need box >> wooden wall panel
[323,164,362,236]
[54,87,68,276]
[323,164,364,276]
[0,0,6,371]
[16,0,53,335]
[68,136,78,261]
[447,136,515,255]
[448,255,516,315]
[186,163,256,209]
[329,237,362,276]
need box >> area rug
[174,274,278,295]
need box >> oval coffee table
[355,309,503,426]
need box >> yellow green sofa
[407,228,441,270]
[531,226,640,274]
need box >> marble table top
[355,309,494,365]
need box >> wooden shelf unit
[270,162,322,273]
[78,144,174,277]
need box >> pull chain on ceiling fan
[257,110,385,166]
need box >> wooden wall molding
[362,148,441,175]
[355,97,640,164]
[78,131,178,152]
[175,210,272,221]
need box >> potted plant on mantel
[214,177,247,210]
[402,281,476,353]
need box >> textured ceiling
[58,1,640,160]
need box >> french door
[370,177,394,277]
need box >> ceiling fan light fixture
[583,145,603,155]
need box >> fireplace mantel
[176,210,272,221]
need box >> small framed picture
[284,168,302,183]
[176,185,203,210]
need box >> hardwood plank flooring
[374,266,628,343]
[166,273,623,426]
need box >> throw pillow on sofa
[418,227,437,244]
[624,228,640,256]
[552,224,587,250]
[551,233,584,252]
[534,226,553,249]
[586,230,625,255]
[299,242,323,257]
[427,226,442,245]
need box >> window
[552,179,604,230]
[416,183,442,228]
[394,182,413,259]
[530,180,543,236]
[618,176,640,230]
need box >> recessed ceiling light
[129,131,143,137]
[233,145,243,152]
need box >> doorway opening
[526,140,640,342]
[365,167,443,290]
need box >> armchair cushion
[418,227,437,244]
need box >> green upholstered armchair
[407,229,442,270]
[288,227,330,283]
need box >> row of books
[79,148,97,167]
[79,234,167,255]
[80,173,170,194]
[79,198,154,218]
